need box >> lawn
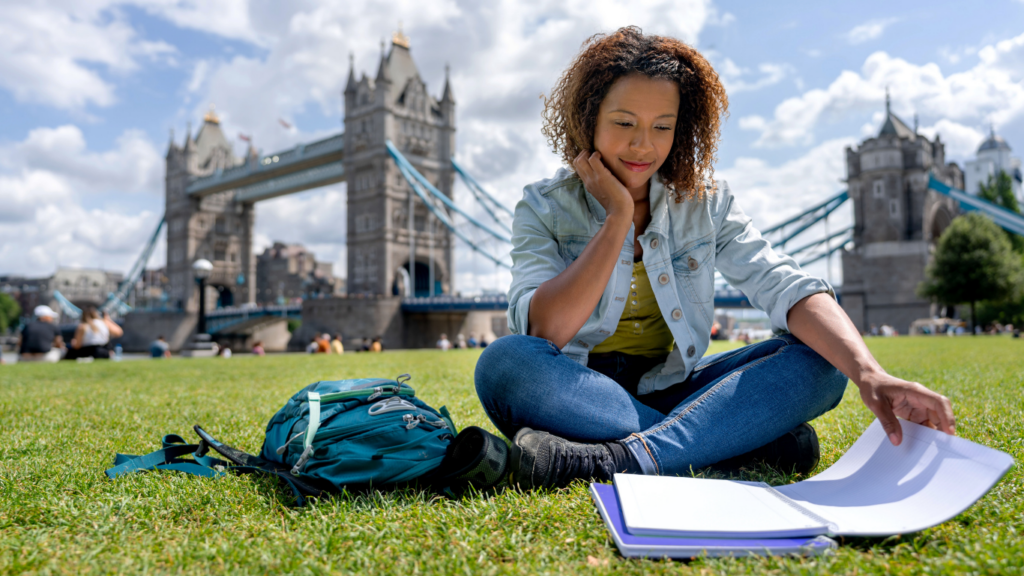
[1,336,1021,575]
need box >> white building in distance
[964,127,1022,202]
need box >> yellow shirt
[591,261,675,357]
[330,340,344,354]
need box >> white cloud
[0,2,181,110]
[739,32,1024,148]
[712,53,794,94]
[844,18,898,45]
[0,125,165,275]
[3,125,164,197]
[917,119,986,159]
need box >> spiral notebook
[613,419,1013,540]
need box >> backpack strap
[106,427,327,506]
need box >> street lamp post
[192,259,213,334]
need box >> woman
[68,307,123,360]
[474,27,955,490]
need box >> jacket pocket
[671,239,714,304]
[557,235,590,267]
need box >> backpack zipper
[317,385,414,404]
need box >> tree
[918,212,1024,332]
[978,170,1024,253]
[0,293,22,334]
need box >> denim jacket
[506,168,834,395]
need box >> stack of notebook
[591,419,1013,559]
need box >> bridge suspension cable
[387,142,511,269]
[928,175,1024,236]
[760,190,849,249]
[101,216,166,316]
[387,141,511,245]
[451,158,514,234]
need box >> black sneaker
[509,428,617,490]
[714,422,820,474]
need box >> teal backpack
[106,375,509,504]
[261,375,458,487]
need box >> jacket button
[688,257,698,271]
[687,345,696,357]
[658,273,669,285]
[650,238,659,249]
[671,309,682,320]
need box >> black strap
[434,426,509,493]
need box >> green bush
[919,212,1024,329]
[0,292,22,334]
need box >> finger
[924,392,956,435]
[588,151,612,177]
[872,398,903,446]
[574,152,593,182]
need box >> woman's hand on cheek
[573,150,634,220]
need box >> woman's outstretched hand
[857,372,956,446]
[573,150,633,219]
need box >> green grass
[1,337,1022,575]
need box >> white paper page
[776,419,1014,536]
[615,474,829,538]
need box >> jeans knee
[786,343,849,415]
[474,335,547,406]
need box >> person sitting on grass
[18,305,65,363]
[252,340,265,356]
[149,335,171,359]
[67,307,123,360]
[330,334,344,354]
[474,27,956,490]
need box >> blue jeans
[474,335,848,476]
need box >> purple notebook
[590,483,836,558]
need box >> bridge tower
[343,30,455,297]
[840,96,963,333]
[165,107,255,312]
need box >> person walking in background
[252,340,265,356]
[18,305,64,363]
[330,334,344,354]
[67,307,122,360]
[436,333,452,351]
[149,335,171,358]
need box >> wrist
[851,364,887,388]
[604,208,633,227]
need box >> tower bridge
[116,35,1024,352]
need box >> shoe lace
[550,441,616,487]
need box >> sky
[2,0,1023,295]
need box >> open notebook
[614,419,1013,539]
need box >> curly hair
[541,26,729,202]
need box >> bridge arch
[928,205,954,243]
